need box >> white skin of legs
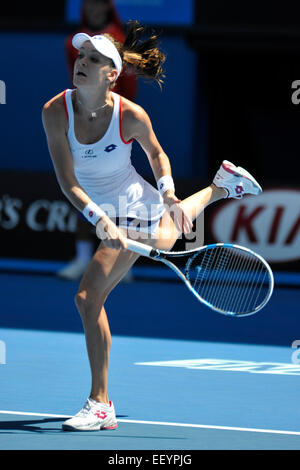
[75,184,226,404]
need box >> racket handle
[125,238,156,258]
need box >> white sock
[76,241,93,261]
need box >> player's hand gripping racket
[125,239,274,317]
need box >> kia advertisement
[209,188,300,269]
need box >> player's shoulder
[42,90,68,129]
[119,95,150,126]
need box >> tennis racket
[125,239,274,317]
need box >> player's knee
[74,290,105,319]
[74,292,88,317]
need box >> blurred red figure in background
[58,0,137,280]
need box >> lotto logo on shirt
[104,144,117,153]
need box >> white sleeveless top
[63,89,165,225]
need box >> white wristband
[83,201,105,226]
[157,175,175,196]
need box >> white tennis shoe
[62,398,118,431]
[213,160,262,199]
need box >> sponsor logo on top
[82,144,117,158]
[83,149,96,158]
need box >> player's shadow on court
[0,415,128,434]
[0,417,185,441]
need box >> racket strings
[225,248,259,311]
[193,247,232,300]
[193,247,230,289]
[192,249,218,299]
[225,251,258,313]
[187,246,271,315]
[198,247,229,305]
[214,247,247,312]
[242,262,268,313]
[242,256,269,312]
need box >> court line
[0,410,300,436]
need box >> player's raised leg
[156,160,262,248]
[180,160,262,222]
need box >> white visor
[72,33,122,78]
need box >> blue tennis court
[0,269,300,451]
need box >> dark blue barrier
[0,272,298,347]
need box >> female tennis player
[42,21,262,431]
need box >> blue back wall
[0,32,201,178]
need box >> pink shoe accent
[222,162,252,182]
[221,161,236,175]
[102,424,118,430]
